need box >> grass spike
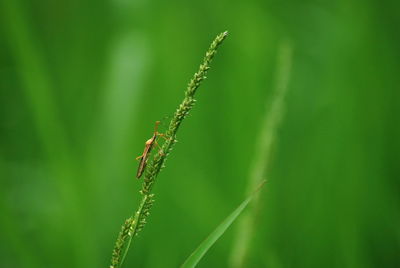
[109,31,228,268]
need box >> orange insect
[135,121,166,178]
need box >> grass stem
[110,31,228,268]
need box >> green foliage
[1,1,399,268]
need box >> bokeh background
[1,0,399,267]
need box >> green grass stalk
[110,31,228,268]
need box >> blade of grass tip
[181,180,266,268]
[229,40,293,268]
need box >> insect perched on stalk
[135,121,166,179]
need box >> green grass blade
[181,181,266,268]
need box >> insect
[135,121,166,178]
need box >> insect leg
[157,133,170,141]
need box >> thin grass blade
[181,181,266,268]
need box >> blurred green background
[1,0,399,267]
